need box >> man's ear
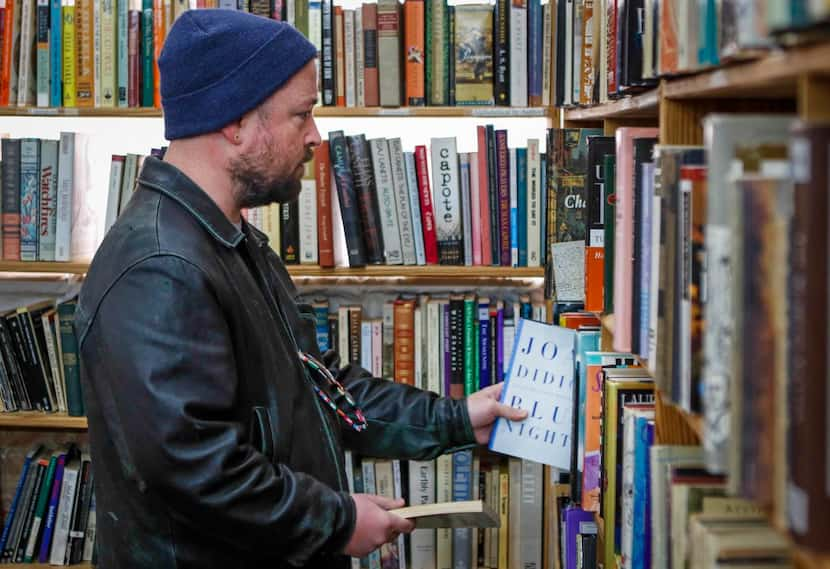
[220,121,244,145]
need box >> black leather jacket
[76,157,476,569]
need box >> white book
[469,151,482,266]
[489,319,576,468]
[308,0,322,53]
[17,0,36,106]
[344,9,356,107]
[430,138,462,264]
[361,458,382,569]
[526,139,541,267]
[286,0,295,25]
[50,453,81,565]
[571,0,582,103]
[329,165,349,267]
[435,454,453,569]
[36,0,49,107]
[404,152,427,265]
[371,319,382,377]
[459,153,473,266]
[542,2,552,106]
[509,0,528,107]
[621,408,654,569]
[647,193,661,373]
[388,139,417,265]
[354,6,365,107]
[100,0,116,107]
[38,139,59,261]
[93,0,101,106]
[369,138,403,264]
[518,460,543,569]
[337,306,349,360]
[361,321,372,378]
[392,460,406,569]
[54,132,74,261]
[413,306,423,389]
[408,460,437,569]
[41,311,66,413]
[120,154,139,216]
[104,156,124,236]
[426,300,442,395]
[598,0,607,102]
[298,174,318,265]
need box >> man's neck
[163,139,242,224]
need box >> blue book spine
[314,305,329,352]
[404,152,427,266]
[451,451,473,569]
[0,456,34,555]
[478,300,490,389]
[117,0,128,107]
[643,421,655,568]
[49,0,62,106]
[19,140,41,261]
[520,300,532,320]
[517,148,528,267]
[496,304,504,380]
[639,164,654,358]
[37,453,65,563]
[576,331,600,482]
[528,0,542,100]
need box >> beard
[228,143,314,209]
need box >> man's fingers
[390,515,416,534]
[498,402,528,420]
[365,494,404,510]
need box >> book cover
[489,318,576,469]
[378,0,401,106]
[454,4,494,105]
[388,139,417,266]
[369,138,403,265]
[430,137,463,265]
[328,131,367,267]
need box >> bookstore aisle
[0,0,828,567]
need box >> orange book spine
[75,0,94,106]
[1,0,15,105]
[584,245,605,312]
[393,298,416,385]
[315,142,335,268]
[361,3,378,106]
[335,6,345,107]
[152,0,163,108]
[476,125,492,266]
[404,0,424,106]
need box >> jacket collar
[137,156,245,248]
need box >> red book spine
[414,145,438,265]
[476,126,492,266]
[0,0,11,106]
[315,142,335,268]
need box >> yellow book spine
[100,0,116,106]
[62,0,77,107]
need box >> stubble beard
[228,135,312,208]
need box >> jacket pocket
[249,406,276,463]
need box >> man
[76,9,526,569]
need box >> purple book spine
[443,303,452,397]
[38,453,66,563]
[496,305,504,380]
[565,508,594,569]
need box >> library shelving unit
[565,38,830,569]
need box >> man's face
[228,60,321,208]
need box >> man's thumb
[498,402,528,421]
[365,494,404,510]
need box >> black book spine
[328,131,368,267]
[19,312,52,412]
[0,319,28,410]
[486,125,500,265]
[14,460,45,563]
[280,201,300,265]
[69,461,93,564]
[347,135,385,264]
[585,137,616,246]
[29,308,56,408]
[554,0,566,106]
[5,458,38,562]
[7,315,40,411]
[447,5,456,106]
[322,0,335,105]
[494,0,510,106]
[448,297,464,399]
[495,130,511,267]
[569,360,581,502]
[2,139,21,259]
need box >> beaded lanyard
[298,351,368,433]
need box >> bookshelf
[0,413,88,430]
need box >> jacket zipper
[246,239,346,491]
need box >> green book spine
[141,0,153,107]
[603,155,616,314]
[23,454,57,563]
[425,0,432,105]
[296,0,309,37]
[58,301,84,417]
[473,312,479,394]
[463,296,475,396]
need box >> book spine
[48,462,77,565]
[19,139,40,262]
[0,456,33,557]
[452,450,474,569]
[509,0,527,106]
[75,0,93,106]
[430,138,463,264]
[476,127,492,266]
[463,296,475,395]
[49,0,61,106]
[92,0,99,106]
[404,0,425,105]
[408,460,436,569]
[24,455,57,562]
[0,0,15,106]
[362,3,378,106]
[354,7,364,106]
[526,139,540,266]
[57,301,83,416]
[369,138,403,265]
[542,1,551,106]
[127,0,140,107]
[509,147,517,266]
[344,9,355,107]
[37,453,63,563]
[435,453,453,569]
[315,142,334,268]
[404,151,427,265]
[393,299,415,385]
[279,201,299,264]
[321,0,334,104]
[377,0,401,106]
[459,153,473,265]
[116,0,127,105]
[347,135,385,263]
[328,132,367,267]
[61,0,76,106]
[478,299,490,390]
[35,0,49,106]
[99,0,115,106]
[38,139,58,261]
[414,145,439,264]
[141,0,153,106]
[54,131,73,261]
[446,5,454,106]
[487,125,500,265]
[17,0,36,106]
[428,0,445,105]
[517,147,528,267]
[1,139,21,260]
[494,0,509,105]
[495,130,510,266]
[527,0,541,105]
[388,138,417,265]
[298,164,318,265]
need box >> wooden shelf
[794,547,830,569]
[0,105,555,119]
[0,412,88,430]
[287,265,545,286]
[0,261,90,274]
[2,564,93,568]
[563,89,660,121]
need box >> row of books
[1,0,557,110]
[343,451,553,569]
[0,444,95,566]
[555,0,830,107]
[584,118,830,553]
[0,298,84,416]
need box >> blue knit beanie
[159,9,317,140]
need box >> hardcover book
[489,318,576,469]
[454,4,494,105]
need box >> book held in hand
[390,499,499,529]
[488,318,576,469]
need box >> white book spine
[408,460,437,569]
[104,157,124,236]
[369,138,403,265]
[430,137,462,262]
[338,307,349,360]
[41,313,65,413]
[426,301,441,395]
[519,460,543,569]
[371,319,382,377]
[621,412,637,569]
[93,0,101,106]
[330,164,349,267]
[17,0,36,106]
[571,0,582,103]
[299,177,318,265]
[509,147,518,267]
[565,0,574,105]
[38,140,58,261]
[361,321,373,371]
[49,463,79,565]
[120,154,138,214]
[509,0,528,107]
[508,458,523,569]
[435,454,453,569]
[647,196,661,374]
[354,6,365,107]
[404,152,427,265]
[392,459,406,569]
[81,492,96,561]
[286,0,295,25]
[413,306,423,389]
[542,2,551,106]
[527,139,541,267]
[344,9,356,107]
[100,0,116,106]
[388,139,417,265]
[54,132,74,261]
[309,0,322,52]
[459,153,473,266]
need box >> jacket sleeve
[321,351,477,460]
[79,255,354,566]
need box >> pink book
[613,127,658,353]
[477,126,493,266]
[469,151,482,265]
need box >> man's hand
[466,382,528,444]
[343,495,415,558]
